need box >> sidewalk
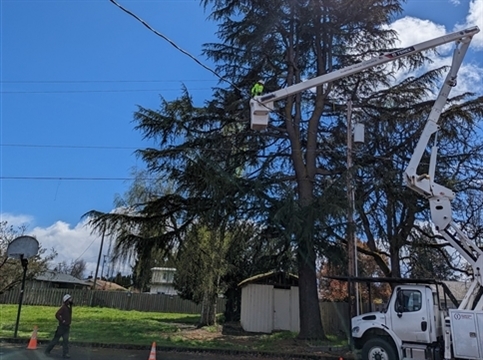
[0,341,347,360]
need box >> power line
[108,0,243,93]
[1,80,215,84]
[1,88,211,94]
[0,176,137,181]
[74,237,99,263]
[1,143,139,150]
[107,0,278,124]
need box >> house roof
[238,271,299,287]
[36,271,90,287]
[85,278,128,291]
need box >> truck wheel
[361,338,397,360]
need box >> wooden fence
[319,302,350,337]
[319,302,385,336]
[0,289,383,336]
[0,288,226,314]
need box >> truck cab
[352,284,445,360]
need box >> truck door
[390,287,431,343]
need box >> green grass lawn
[0,304,346,353]
[0,304,199,347]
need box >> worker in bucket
[44,294,73,358]
[251,79,265,97]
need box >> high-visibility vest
[251,83,264,97]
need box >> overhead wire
[0,176,138,181]
[1,1,284,185]
[73,236,100,263]
[1,143,139,150]
[109,0,242,93]
[108,0,285,128]
[1,88,211,94]
[0,143,280,151]
[1,79,215,84]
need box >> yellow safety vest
[251,83,264,97]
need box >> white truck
[249,25,481,360]
[351,26,483,360]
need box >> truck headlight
[351,326,360,334]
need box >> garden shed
[238,271,299,333]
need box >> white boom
[250,26,480,130]
[252,26,483,360]
[251,24,483,307]
[403,28,483,312]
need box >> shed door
[273,288,291,331]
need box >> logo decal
[453,313,473,320]
[386,46,416,58]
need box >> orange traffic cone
[27,325,38,350]
[148,342,156,360]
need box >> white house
[150,267,177,295]
[239,271,299,333]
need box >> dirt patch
[160,323,356,359]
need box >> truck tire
[361,337,398,360]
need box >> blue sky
[1,0,482,276]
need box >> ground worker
[251,79,265,97]
[44,294,73,359]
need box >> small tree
[174,224,229,327]
[0,221,56,294]
[111,272,132,289]
[55,259,87,279]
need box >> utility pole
[91,228,105,304]
[101,255,107,281]
[346,100,360,319]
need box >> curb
[0,337,354,359]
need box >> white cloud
[389,17,449,51]
[386,14,483,95]
[453,62,483,94]
[455,0,483,49]
[450,0,461,5]
[30,219,104,277]
[0,213,34,227]
[2,213,134,279]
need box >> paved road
[0,342,328,360]
[0,343,232,360]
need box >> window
[396,290,422,312]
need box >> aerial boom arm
[250,26,480,130]
[248,24,483,309]
[405,36,474,192]
[402,27,483,310]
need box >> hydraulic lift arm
[249,25,483,309]
[403,27,483,310]
[250,26,480,130]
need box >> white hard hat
[63,294,72,303]
[258,79,265,85]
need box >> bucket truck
[351,26,482,360]
[249,26,481,360]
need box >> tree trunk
[298,252,326,339]
[199,290,217,327]
[296,193,326,339]
[390,238,402,278]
